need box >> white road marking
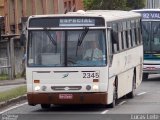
[118,101,126,106]
[137,92,147,96]
[101,110,109,114]
[0,102,28,114]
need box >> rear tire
[41,104,51,109]
[126,73,136,98]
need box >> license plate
[59,94,73,99]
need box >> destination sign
[29,17,105,28]
[140,11,160,19]
[59,18,95,26]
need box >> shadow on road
[35,104,107,113]
[144,74,160,82]
[33,98,125,113]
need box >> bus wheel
[41,104,51,109]
[108,86,117,108]
[143,73,148,80]
[126,74,136,98]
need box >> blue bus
[133,9,160,79]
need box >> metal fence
[0,57,11,80]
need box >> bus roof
[132,9,160,20]
[132,9,160,12]
[29,10,141,22]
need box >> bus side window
[125,30,129,48]
[122,21,127,49]
[112,23,119,53]
[139,21,143,44]
[131,20,136,47]
[111,30,118,53]
[118,22,123,51]
[127,21,132,48]
[135,19,140,45]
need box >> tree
[83,0,101,10]
[126,0,146,10]
[83,0,146,10]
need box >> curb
[0,95,27,109]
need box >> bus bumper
[27,92,108,105]
[143,64,160,74]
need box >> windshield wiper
[142,24,149,34]
[43,27,57,46]
[76,27,89,56]
[77,27,89,46]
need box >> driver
[83,41,102,61]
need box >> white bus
[26,10,143,108]
[132,9,160,79]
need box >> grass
[15,73,23,79]
[0,73,24,80]
[0,85,27,102]
[0,74,8,80]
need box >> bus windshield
[28,29,106,67]
[142,21,160,53]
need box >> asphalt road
[1,74,160,120]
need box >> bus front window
[67,30,106,67]
[28,30,106,67]
[152,22,160,53]
[141,21,151,52]
[28,30,65,67]
[142,21,160,53]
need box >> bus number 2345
[83,72,99,78]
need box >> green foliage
[101,0,127,10]
[83,0,100,10]
[126,0,146,10]
[0,85,26,102]
[0,72,24,80]
[83,0,146,10]
[0,75,8,80]
[0,73,8,80]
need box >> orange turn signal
[93,79,99,82]
[34,80,40,83]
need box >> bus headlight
[35,86,41,91]
[93,84,99,90]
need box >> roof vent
[76,10,85,14]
